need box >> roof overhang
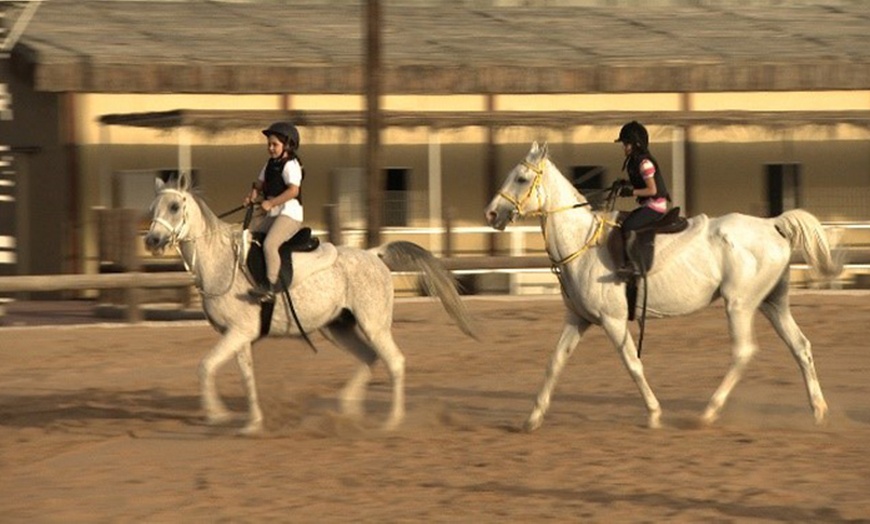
[99,109,870,132]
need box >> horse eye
[169,202,181,213]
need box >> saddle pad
[289,243,338,286]
[646,214,709,277]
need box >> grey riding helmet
[262,122,300,151]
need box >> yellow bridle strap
[547,214,617,268]
[497,159,549,218]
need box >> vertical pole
[428,128,442,254]
[119,209,142,323]
[442,207,453,258]
[325,203,343,246]
[364,0,383,248]
[178,126,192,182]
[63,92,80,277]
[680,92,694,216]
[485,94,498,255]
[671,126,686,213]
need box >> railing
[1,221,868,323]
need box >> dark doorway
[384,167,409,227]
[766,163,801,217]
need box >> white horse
[145,172,475,434]
[485,142,842,430]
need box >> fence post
[119,209,143,323]
[442,206,453,258]
[325,204,343,246]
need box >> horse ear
[154,177,165,192]
[540,142,549,158]
[177,170,192,192]
[530,141,540,155]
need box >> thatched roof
[10,1,870,94]
[99,108,870,132]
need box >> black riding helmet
[262,121,300,151]
[614,121,649,152]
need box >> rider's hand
[244,188,258,206]
[618,184,634,198]
[261,199,273,212]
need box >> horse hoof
[381,419,402,432]
[648,413,663,429]
[238,421,263,436]
[700,410,718,426]
[206,411,234,425]
[523,416,543,433]
[813,403,829,425]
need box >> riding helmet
[262,121,300,150]
[614,121,649,151]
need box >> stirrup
[615,266,640,280]
[248,283,276,302]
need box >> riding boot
[614,231,640,280]
[249,281,278,302]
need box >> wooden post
[485,93,498,255]
[324,203,343,246]
[119,209,143,323]
[442,206,453,258]
[364,0,383,248]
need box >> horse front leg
[601,316,662,429]
[524,316,589,432]
[198,329,255,427]
[235,341,264,434]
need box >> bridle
[497,159,550,220]
[497,158,610,268]
[150,188,191,248]
[150,188,240,297]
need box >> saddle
[608,207,689,278]
[607,207,689,322]
[245,227,338,338]
[246,227,341,290]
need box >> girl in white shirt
[244,122,305,301]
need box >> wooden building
[1,0,869,278]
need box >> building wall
[3,90,870,275]
[0,60,67,276]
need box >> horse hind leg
[323,311,378,421]
[760,288,828,424]
[352,316,406,431]
[702,302,759,425]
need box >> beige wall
[5,90,870,275]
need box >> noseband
[498,159,547,220]
[150,188,190,247]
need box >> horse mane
[190,192,226,232]
[164,180,233,237]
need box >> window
[766,163,801,217]
[571,165,606,192]
[384,167,409,227]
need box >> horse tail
[373,241,478,339]
[774,209,843,279]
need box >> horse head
[485,141,555,230]
[144,171,196,255]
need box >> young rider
[613,121,670,279]
[244,122,304,301]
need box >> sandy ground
[1,292,869,522]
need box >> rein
[498,158,611,270]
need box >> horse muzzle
[485,203,514,231]
[144,231,169,255]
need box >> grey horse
[486,142,842,430]
[145,172,475,434]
